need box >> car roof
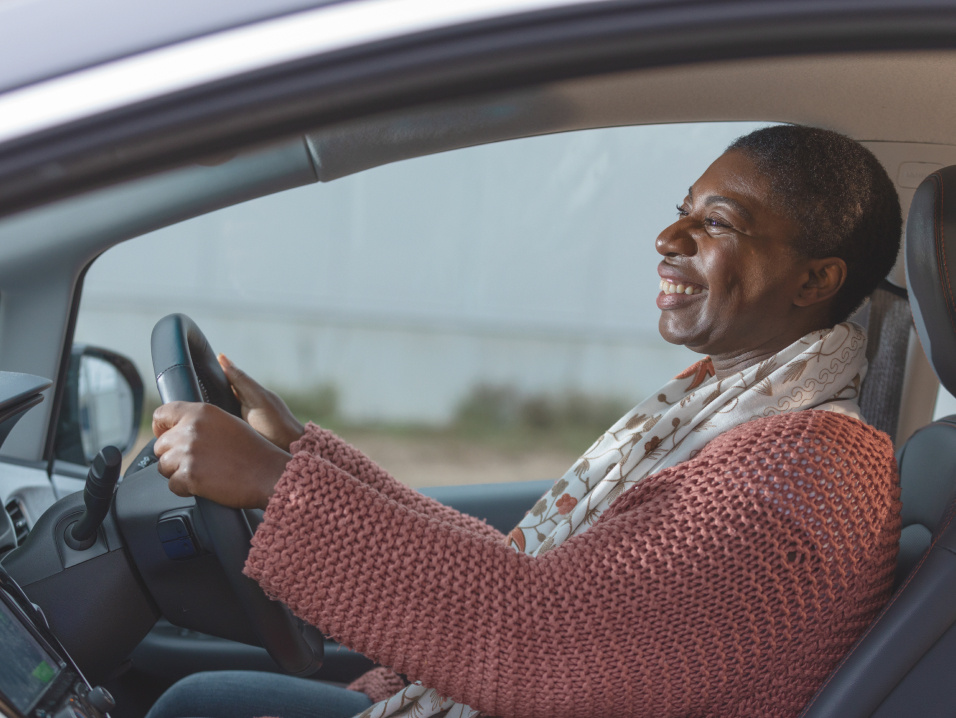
[0,0,334,94]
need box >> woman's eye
[676,204,689,217]
[704,216,730,229]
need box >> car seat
[799,166,956,717]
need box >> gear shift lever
[65,446,122,551]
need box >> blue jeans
[144,671,373,718]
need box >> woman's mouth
[659,279,704,296]
[657,277,705,310]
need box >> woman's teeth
[660,279,703,296]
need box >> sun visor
[305,91,574,182]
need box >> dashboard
[0,373,116,718]
[0,565,112,718]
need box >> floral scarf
[356,322,868,718]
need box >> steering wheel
[150,313,322,675]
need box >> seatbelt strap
[859,283,911,442]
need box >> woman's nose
[655,219,697,257]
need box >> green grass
[282,383,629,456]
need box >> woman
[147,125,903,718]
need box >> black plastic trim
[43,259,93,472]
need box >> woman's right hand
[217,354,305,452]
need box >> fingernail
[218,353,233,369]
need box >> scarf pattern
[356,322,867,718]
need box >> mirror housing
[54,345,144,465]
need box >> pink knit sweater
[244,410,900,718]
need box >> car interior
[3,26,956,717]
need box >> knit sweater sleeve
[289,422,503,541]
[245,411,900,718]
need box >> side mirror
[54,345,144,465]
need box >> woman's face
[656,150,817,361]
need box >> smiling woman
[143,124,903,718]
[656,126,900,374]
[656,149,820,363]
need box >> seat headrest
[906,166,956,398]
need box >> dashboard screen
[0,594,62,714]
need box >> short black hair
[727,125,902,323]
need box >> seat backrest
[895,417,956,585]
[800,166,956,718]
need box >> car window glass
[72,121,769,486]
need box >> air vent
[4,498,28,545]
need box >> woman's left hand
[153,401,291,510]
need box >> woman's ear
[794,257,848,307]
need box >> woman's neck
[709,321,836,379]
[710,348,784,379]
